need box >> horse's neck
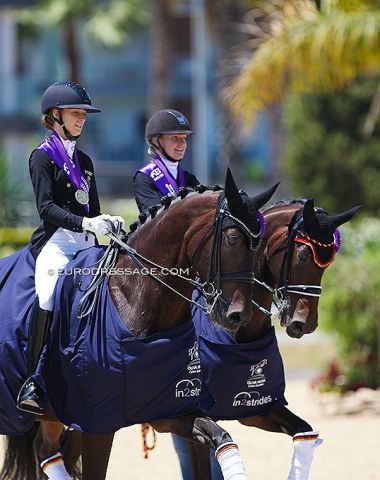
[108,198,215,336]
[109,245,194,336]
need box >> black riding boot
[17,298,52,415]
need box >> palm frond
[227,8,380,125]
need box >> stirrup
[17,378,46,415]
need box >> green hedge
[0,227,34,257]
[317,217,380,391]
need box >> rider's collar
[58,134,76,159]
[161,157,179,179]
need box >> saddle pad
[45,247,202,434]
[192,295,288,420]
[0,246,36,435]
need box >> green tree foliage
[283,77,380,390]
[16,0,150,48]
[15,0,150,81]
[319,218,380,389]
[227,0,380,126]
[0,152,31,228]
[283,76,380,215]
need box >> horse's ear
[302,198,317,227]
[224,167,243,211]
[253,182,280,209]
[332,205,362,228]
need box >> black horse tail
[0,425,82,480]
[0,424,41,480]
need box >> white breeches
[35,228,95,311]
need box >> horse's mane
[262,198,307,213]
[122,191,310,243]
[122,185,223,242]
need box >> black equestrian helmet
[41,81,101,114]
[145,109,194,139]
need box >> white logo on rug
[175,378,201,398]
[247,359,268,388]
[232,391,272,407]
[187,341,201,375]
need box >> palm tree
[221,0,380,191]
[146,0,173,114]
[227,0,380,126]
[16,0,150,82]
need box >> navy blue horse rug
[0,245,36,435]
[45,246,202,434]
[0,245,202,436]
[192,293,288,421]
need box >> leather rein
[77,199,260,318]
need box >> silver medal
[75,189,89,205]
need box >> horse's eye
[297,246,311,262]
[226,233,239,246]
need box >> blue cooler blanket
[45,247,202,434]
[192,293,287,420]
[0,246,36,435]
[0,244,286,436]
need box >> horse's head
[254,199,361,339]
[191,168,278,332]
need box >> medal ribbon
[37,131,90,213]
[139,154,185,197]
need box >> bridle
[250,207,330,320]
[77,197,261,318]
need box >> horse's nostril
[227,312,242,325]
[291,321,304,333]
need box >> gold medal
[75,189,89,205]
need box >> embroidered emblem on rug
[247,359,268,388]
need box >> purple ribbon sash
[37,131,90,213]
[139,154,185,196]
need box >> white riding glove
[102,214,125,235]
[82,215,112,235]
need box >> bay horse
[191,198,361,478]
[0,169,278,480]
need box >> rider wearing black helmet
[134,111,223,479]
[133,109,200,214]
[17,81,124,415]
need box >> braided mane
[122,184,223,242]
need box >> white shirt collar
[161,157,179,179]
[59,134,76,159]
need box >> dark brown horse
[191,198,360,478]
[0,170,278,480]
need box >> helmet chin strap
[56,109,81,141]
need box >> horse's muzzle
[215,290,251,331]
[281,297,318,338]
